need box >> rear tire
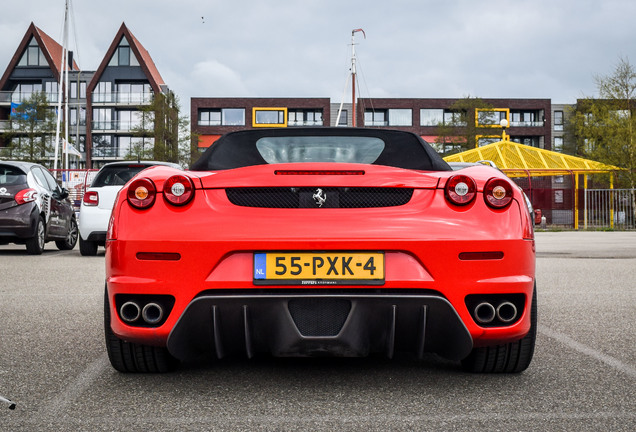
[79,237,98,256]
[56,218,78,250]
[104,288,178,373]
[26,216,45,255]
[461,284,537,373]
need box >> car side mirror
[57,188,70,200]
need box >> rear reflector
[459,251,504,260]
[274,170,365,176]
[136,252,181,261]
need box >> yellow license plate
[254,252,384,285]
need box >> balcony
[509,121,545,127]
[92,121,151,133]
[0,91,60,105]
[288,120,324,126]
[91,92,153,106]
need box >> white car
[79,161,180,256]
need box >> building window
[476,136,500,147]
[198,108,245,126]
[70,81,88,100]
[364,110,387,126]
[117,110,142,131]
[18,38,47,67]
[108,37,140,67]
[94,82,112,103]
[554,111,563,131]
[510,110,544,127]
[443,110,466,126]
[388,109,412,126]
[288,109,323,126]
[420,109,443,126]
[93,108,112,130]
[253,108,287,127]
[68,107,86,126]
[198,109,221,126]
[118,136,154,158]
[421,109,466,126]
[512,136,542,148]
[336,109,348,126]
[476,108,509,128]
[11,83,43,103]
[92,135,114,157]
[554,137,564,152]
[365,109,412,126]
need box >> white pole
[53,0,69,171]
[64,51,69,177]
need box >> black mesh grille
[226,187,413,208]
[288,298,351,336]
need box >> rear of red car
[104,129,535,373]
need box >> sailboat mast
[350,28,365,127]
[53,0,69,171]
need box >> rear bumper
[166,293,473,361]
[0,203,38,240]
[79,205,111,241]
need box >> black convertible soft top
[190,128,451,172]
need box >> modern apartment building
[191,97,331,149]
[357,98,552,150]
[0,22,171,169]
[87,23,169,167]
[191,97,552,153]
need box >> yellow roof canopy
[443,139,621,177]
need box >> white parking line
[539,325,636,379]
[41,354,109,416]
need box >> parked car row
[0,160,178,255]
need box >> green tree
[128,91,196,167]
[1,91,56,163]
[434,97,495,156]
[568,57,636,222]
[569,58,636,185]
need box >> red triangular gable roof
[0,22,79,91]
[87,22,165,95]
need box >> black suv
[0,161,78,254]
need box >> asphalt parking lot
[0,232,635,431]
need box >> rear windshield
[0,165,27,187]
[256,136,385,164]
[91,165,150,187]
[191,128,452,171]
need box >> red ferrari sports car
[105,128,536,373]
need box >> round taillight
[484,178,513,209]
[127,178,156,209]
[163,175,194,206]
[445,175,476,205]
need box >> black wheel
[56,218,78,250]
[104,288,178,373]
[79,237,98,256]
[461,284,537,373]
[26,216,45,255]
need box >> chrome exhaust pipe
[474,302,496,324]
[120,301,141,323]
[142,302,164,325]
[496,302,518,323]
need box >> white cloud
[189,60,250,97]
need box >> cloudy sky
[2,0,635,109]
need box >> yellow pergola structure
[443,138,622,229]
